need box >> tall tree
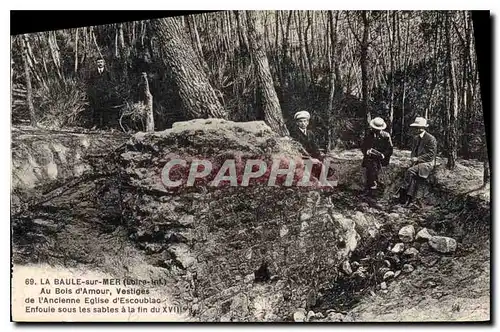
[326,11,341,150]
[386,11,396,133]
[445,11,458,169]
[151,17,227,119]
[360,11,371,124]
[245,11,289,136]
[20,35,37,127]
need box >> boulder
[391,243,405,254]
[429,236,457,253]
[293,309,307,322]
[342,261,353,275]
[402,264,414,273]
[403,247,419,260]
[415,228,433,241]
[118,119,360,321]
[383,271,395,280]
[398,225,415,243]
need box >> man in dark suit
[361,117,393,191]
[86,58,115,127]
[288,111,322,160]
[400,117,437,205]
[289,111,336,185]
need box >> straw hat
[409,117,429,127]
[369,117,387,130]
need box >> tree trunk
[140,72,154,132]
[360,11,371,124]
[20,35,37,127]
[151,17,227,119]
[483,158,490,184]
[305,11,314,83]
[445,12,458,170]
[295,11,309,84]
[234,11,250,52]
[245,11,289,136]
[425,12,442,120]
[74,28,79,74]
[48,31,63,80]
[400,14,411,146]
[387,11,396,134]
[327,11,340,151]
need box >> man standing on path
[361,117,393,192]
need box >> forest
[10,10,488,173]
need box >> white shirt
[299,128,307,135]
[98,68,104,74]
[419,130,426,138]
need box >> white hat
[369,117,387,130]
[409,117,429,127]
[294,111,310,120]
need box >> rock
[327,311,345,322]
[300,221,309,231]
[167,244,196,269]
[342,261,353,275]
[402,264,414,273]
[351,261,360,270]
[429,236,457,253]
[415,228,433,241]
[353,270,366,279]
[279,225,289,237]
[178,214,195,226]
[383,260,391,268]
[200,307,218,321]
[387,255,401,265]
[398,225,415,243]
[315,312,325,319]
[383,271,395,280]
[230,293,249,316]
[360,256,371,263]
[32,218,60,232]
[394,270,401,278]
[220,314,231,322]
[306,310,316,321]
[376,251,385,260]
[388,213,400,221]
[403,247,419,260]
[380,282,387,290]
[391,243,405,254]
[378,267,390,276]
[300,212,313,222]
[353,211,381,239]
[293,309,307,322]
[244,273,254,284]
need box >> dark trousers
[364,160,382,189]
[402,165,420,198]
